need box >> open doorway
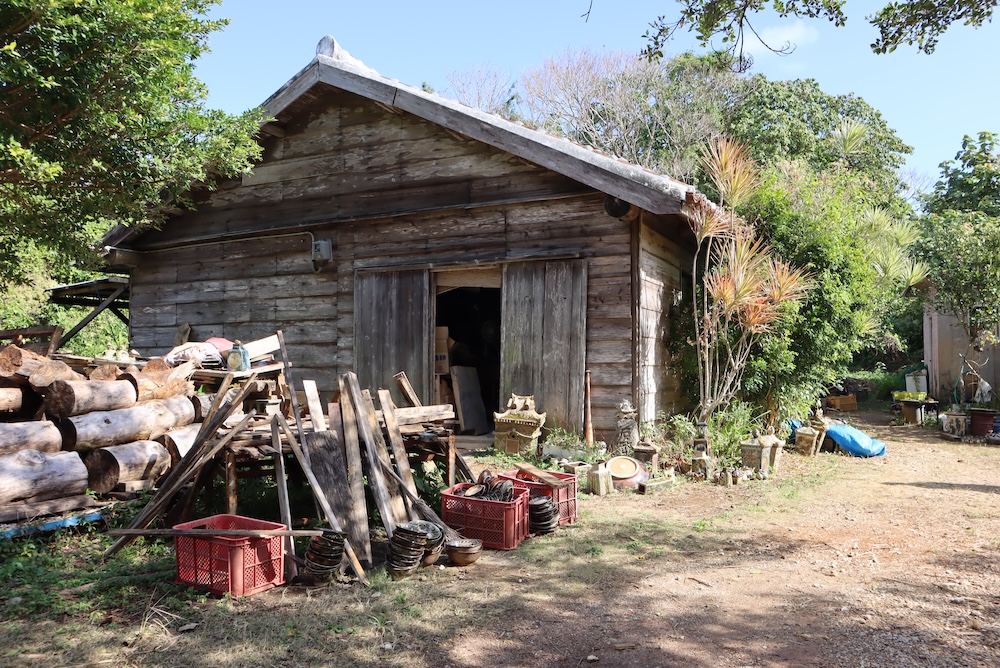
[435,268,502,432]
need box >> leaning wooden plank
[83,440,171,494]
[303,430,354,536]
[270,417,298,580]
[284,426,369,586]
[343,372,396,538]
[375,455,461,543]
[362,389,409,526]
[514,462,571,489]
[0,495,96,523]
[302,379,327,432]
[378,389,420,519]
[45,378,138,419]
[107,528,325,538]
[276,331,310,461]
[242,334,280,361]
[337,378,372,567]
[394,371,422,407]
[0,420,62,457]
[0,449,88,505]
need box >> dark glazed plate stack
[528,496,559,534]
[387,524,428,578]
[304,529,346,581]
[400,520,445,566]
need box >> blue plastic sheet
[825,423,887,457]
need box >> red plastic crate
[440,483,528,550]
[499,469,578,526]
[174,514,284,597]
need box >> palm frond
[831,119,868,162]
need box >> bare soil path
[4,410,999,668]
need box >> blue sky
[196,1,998,185]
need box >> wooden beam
[58,285,126,347]
[513,462,571,489]
[337,378,372,568]
[107,528,325,538]
[394,371,422,407]
[271,417,298,580]
[303,379,327,432]
[343,372,396,537]
[378,389,419,520]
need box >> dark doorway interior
[436,287,501,422]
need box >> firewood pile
[0,343,207,522]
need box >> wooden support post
[270,416,297,580]
[447,432,457,489]
[224,449,238,515]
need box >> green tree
[643,0,996,59]
[726,77,912,198]
[924,131,1000,216]
[918,132,1000,348]
[0,0,265,286]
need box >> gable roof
[262,36,694,217]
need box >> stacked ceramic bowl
[445,538,483,566]
[304,529,346,581]
[400,520,446,566]
[387,524,428,578]
[461,475,515,502]
[528,496,559,534]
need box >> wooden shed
[105,37,704,440]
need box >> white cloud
[743,19,820,58]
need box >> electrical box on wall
[312,239,332,263]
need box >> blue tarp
[825,423,887,457]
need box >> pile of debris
[105,346,475,586]
[0,344,208,523]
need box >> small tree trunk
[0,345,49,379]
[0,449,88,505]
[0,420,63,457]
[58,395,196,451]
[119,373,193,403]
[156,423,202,465]
[89,364,123,381]
[46,379,138,419]
[83,441,171,494]
[28,361,86,394]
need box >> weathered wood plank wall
[127,87,689,437]
[638,224,690,422]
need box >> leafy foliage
[0,0,265,286]
[726,77,912,198]
[916,132,1000,353]
[924,131,1000,217]
[642,0,996,60]
[738,163,922,422]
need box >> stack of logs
[0,345,207,519]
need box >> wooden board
[303,430,353,534]
[360,389,409,525]
[450,366,490,435]
[377,389,420,520]
[513,462,571,489]
[302,379,327,431]
[337,378,372,567]
[342,372,398,537]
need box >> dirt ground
[5,409,1000,667]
